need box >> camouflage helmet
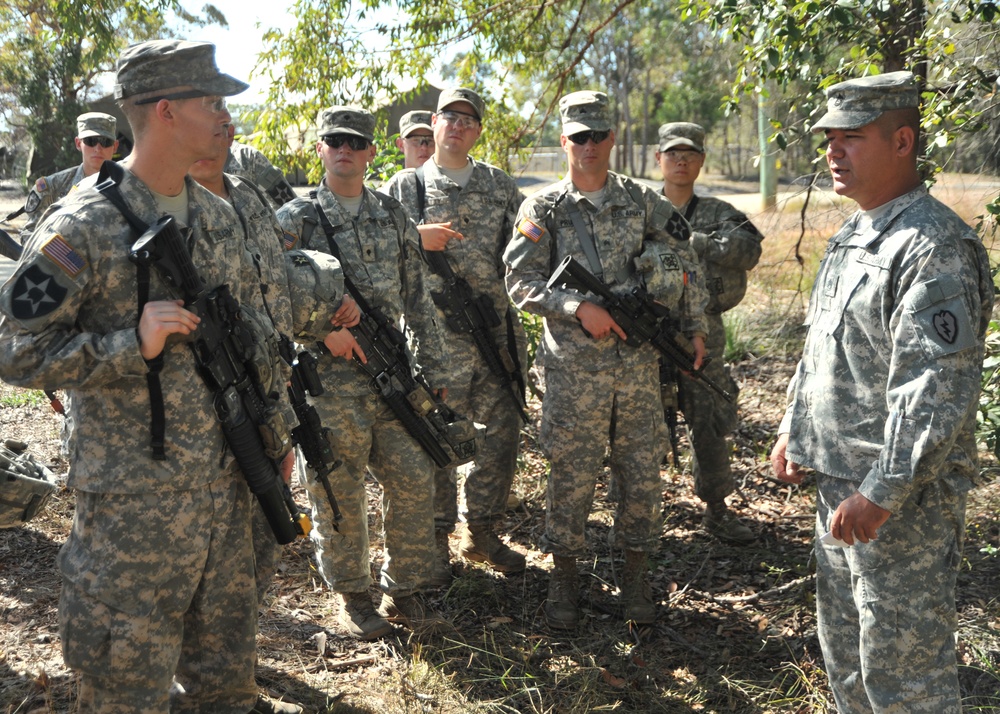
[284,249,346,341]
[0,440,58,529]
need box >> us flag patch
[282,230,299,250]
[41,234,86,277]
[517,218,544,243]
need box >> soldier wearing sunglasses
[20,112,120,241]
[504,91,709,629]
[276,106,456,641]
[394,110,435,169]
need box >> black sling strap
[683,194,700,222]
[95,160,167,460]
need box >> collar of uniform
[317,180,370,224]
[845,185,927,249]
[567,171,632,211]
[425,156,478,189]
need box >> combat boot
[426,530,454,588]
[704,500,756,544]
[378,592,457,636]
[339,590,392,640]
[544,555,580,629]
[621,549,656,624]
[459,523,526,573]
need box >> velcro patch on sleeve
[517,218,545,243]
[9,264,68,320]
[41,234,87,278]
[282,230,299,251]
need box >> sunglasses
[81,136,115,148]
[404,136,434,147]
[134,92,227,114]
[567,130,611,145]
[437,110,480,130]
[322,134,371,151]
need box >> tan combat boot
[704,500,756,544]
[459,523,526,573]
[620,549,656,624]
[378,592,456,636]
[544,555,580,629]
[339,590,392,640]
[426,529,454,588]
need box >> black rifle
[0,226,20,261]
[279,338,343,529]
[546,255,734,403]
[348,300,479,469]
[130,215,308,545]
[423,251,529,424]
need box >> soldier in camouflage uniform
[504,91,709,629]
[223,125,298,208]
[381,87,528,584]
[771,72,993,713]
[188,125,356,612]
[655,122,763,544]
[276,106,455,640]
[394,110,435,169]
[0,40,302,714]
[20,112,120,241]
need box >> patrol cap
[559,91,611,135]
[284,249,345,340]
[436,88,485,121]
[317,106,375,142]
[115,40,248,100]
[399,110,433,138]
[77,112,117,141]
[812,71,919,132]
[658,122,705,153]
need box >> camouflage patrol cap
[436,88,485,121]
[284,249,346,340]
[399,110,433,138]
[77,112,117,140]
[115,40,248,100]
[559,91,611,135]
[317,106,375,142]
[812,71,919,132]
[658,122,705,153]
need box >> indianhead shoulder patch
[10,264,68,320]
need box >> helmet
[0,440,58,529]
[283,250,345,341]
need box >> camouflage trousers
[251,501,280,606]
[433,332,524,531]
[58,472,258,714]
[673,314,739,504]
[300,390,437,596]
[539,360,663,556]
[815,474,964,714]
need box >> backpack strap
[94,160,167,461]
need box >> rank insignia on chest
[517,218,544,243]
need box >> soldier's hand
[690,335,706,371]
[418,222,464,251]
[770,433,802,484]
[279,449,295,484]
[138,299,200,360]
[333,294,360,328]
[831,492,891,545]
[576,301,627,342]
[323,327,366,363]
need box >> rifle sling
[94,160,168,460]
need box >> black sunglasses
[567,130,611,145]
[81,136,115,148]
[323,134,370,151]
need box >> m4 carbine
[423,250,529,424]
[545,255,733,403]
[130,215,309,545]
